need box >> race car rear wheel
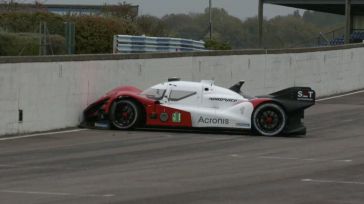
[110,99,141,130]
[252,103,286,136]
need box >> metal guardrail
[113,35,206,53]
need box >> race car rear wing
[269,87,315,135]
[269,87,315,103]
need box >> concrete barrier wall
[1,44,364,136]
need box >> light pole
[209,0,212,40]
[345,0,351,44]
[258,0,263,48]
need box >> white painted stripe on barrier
[302,178,364,185]
[0,129,86,142]
[317,90,364,101]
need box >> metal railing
[289,26,346,48]
[113,35,206,54]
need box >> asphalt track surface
[1,92,364,204]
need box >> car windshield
[140,88,166,100]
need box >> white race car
[83,78,315,136]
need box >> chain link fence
[0,2,141,56]
[0,11,75,56]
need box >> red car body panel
[249,98,272,108]
[145,104,192,127]
[83,86,193,128]
[84,86,153,120]
[103,86,154,113]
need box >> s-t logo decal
[297,90,315,101]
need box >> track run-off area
[0,91,364,204]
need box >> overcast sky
[38,0,299,19]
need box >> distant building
[0,3,139,19]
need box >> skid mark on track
[228,154,353,163]
[0,189,115,197]
[0,129,86,142]
[302,179,364,185]
[258,156,352,163]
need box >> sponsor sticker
[95,121,110,129]
[160,112,169,122]
[172,112,182,123]
[209,97,238,102]
[198,116,229,125]
[236,123,250,127]
[149,112,158,119]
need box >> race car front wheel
[110,99,141,130]
[252,103,286,136]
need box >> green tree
[204,38,231,50]
[204,8,245,48]
[162,8,246,48]
[0,12,65,34]
[302,10,344,29]
[162,14,205,39]
[101,2,138,21]
[0,32,66,56]
[72,15,138,54]
[161,9,344,49]
[263,15,319,48]
[0,6,348,56]
[136,15,168,36]
[240,17,260,48]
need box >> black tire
[252,103,286,136]
[109,99,142,130]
